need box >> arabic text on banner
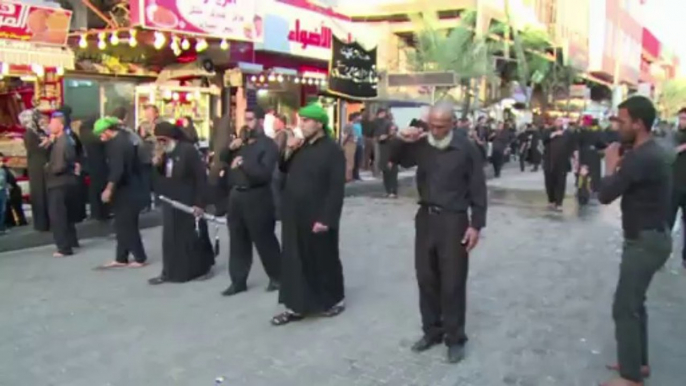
[327,35,378,99]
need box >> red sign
[287,19,335,49]
[0,1,72,45]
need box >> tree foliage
[659,79,686,117]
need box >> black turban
[154,121,184,140]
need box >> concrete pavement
[1,168,685,385]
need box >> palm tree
[404,10,497,116]
[658,79,686,117]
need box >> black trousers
[113,201,147,264]
[382,164,398,195]
[415,208,469,346]
[227,187,281,286]
[668,188,686,261]
[544,169,567,206]
[491,151,505,178]
[353,143,362,180]
[47,186,78,254]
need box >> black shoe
[411,335,442,352]
[266,280,280,292]
[221,284,247,296]
[447,344,466,364]
[148,276,167,285]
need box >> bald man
[390,102,487,364]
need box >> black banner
[327,36,378,99]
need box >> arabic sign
[0,1,72,46]
[328,35,377,99]
[129,0,262,42]
[255,0,360,61]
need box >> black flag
[327,36,378,99]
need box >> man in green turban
[270,102,347,326]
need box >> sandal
[321,304,345,317]
[270,311,304,326]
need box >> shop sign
[129,0,263,42]
[0,1,72,46]
[256,0,359,61]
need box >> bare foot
[128,262,148,268]
[599,377,643,386]
[53,252,65,258]
[606,364,650,378]
[94,261,128,270]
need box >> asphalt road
[1,169,685,386]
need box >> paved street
[1,169,685,386]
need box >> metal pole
[430,86,436,104]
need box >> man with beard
[542,118,575,211]
[668,107,686,269]
[45,113,80,257]
[597,96,672,386]
[270,103,346,326]
[93,117,149,269]
[220,106,281,296]
[148,122,215,284]
[389,101,486,364]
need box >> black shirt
[361,119,375,138]
[106,131,141,202]
[220,134,278,189]
[45,134,77,189]
[373,118,392,142]
[390,130,487,229]
[598,139,672,239]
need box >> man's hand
[74,162,81,176]
[461,227,480,252]
[231,156,243,169]
[229,138,243,150]
[312,222,329,233]
[604,142,622,174]
[39,137,52,148]
[379,134,389,141]
[551,130,562,138]
[192,206,204,218]
[287,136,304,149]
[398,127,425,142]
[152,155,163,166]
[677,143,686,153]
[101,188,113,203]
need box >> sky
[641,0,686,75]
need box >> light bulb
[220,39,229,50]
[196,38,208,52]
[154,32,166,50]
[294,77,300,84]
[128,30,137,47]
[78,35,87,48]
[56,67,64,76]
[250,75,257,82]
[1,63,9,75]
[98,40,106,50]
[258,75,265,82]
[110,33,119,46]
[268,74,275,82]
[181,38,190,50]
[277,75,284,83]
[172,92,180,101]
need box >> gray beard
[164,140,177,153]
[428,131,453,150]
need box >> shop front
[251,0,361,125]
[0,1,74,197]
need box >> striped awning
[0,44,74,69]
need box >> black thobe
[279,135,346,314]
[542,129,575,206]
[3,167,27,227]
[155,142,214,282]
[23,129,50,231]
[81,118,111,221]
[45,134,79,254]
[576,129,605,192]
[66,131,87,223]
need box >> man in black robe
[489,122,513,178]
[81,116,111,221]
[270,103,346,326]
[59,105,87,224]
[148,122,215,284]
[220,107,281,296]
[543,118,575,211]
[45,113,80,257]
[20,109,50,231]
[389,101,487,364]
[93,117,149,269]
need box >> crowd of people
[1,95,684,386]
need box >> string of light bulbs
[248,74,327,87]
[76,29,230,56]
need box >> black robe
[155,141,214,282]
[279,135,346,314]
[3,166,27,227]
[23,129,50,231]
[81,118,111,221]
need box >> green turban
[93,116,120,135]
[298,103,332,137]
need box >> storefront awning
[0,44,75,70]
